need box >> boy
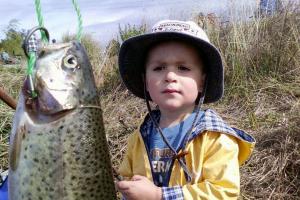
[116,20,255,200]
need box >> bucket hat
[118,19,224,103]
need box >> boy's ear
[145,80,148,91]
[142,73,149,93]
[198,74,206,93]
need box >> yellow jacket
[118,109,255,200]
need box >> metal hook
[22,26,50,58]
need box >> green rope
[26,0,83,97]
[26,0,50,97]
[26,53,36,75]
[72,0,83,41]
[27,52,37,98]
[34,0,48,43]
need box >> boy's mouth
[162,89,180,94]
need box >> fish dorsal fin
[9,125,26,171]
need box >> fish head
[25,41,97,115]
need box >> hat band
[152,21,205,40]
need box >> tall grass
[193,5,300,199]
[0,67,25,171]
[0,3,299,199]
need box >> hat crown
[151,20,210,43]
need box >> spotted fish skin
[8,41,117,200]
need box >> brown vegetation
[0,4,299,199]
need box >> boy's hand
[116,175,162,200]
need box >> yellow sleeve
[182,132,240,200]
[118,133,135,178]
[118,130,151,180]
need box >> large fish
[8,41,117,199]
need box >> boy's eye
[153,66,165,71]
[178,65,190,71]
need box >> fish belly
[9,108,116,200]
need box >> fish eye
[64,55,78,69]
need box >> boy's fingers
[116,180,131,190]
[131,175,144,181]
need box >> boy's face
[145,41,206,113]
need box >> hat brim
[118,32,224,104]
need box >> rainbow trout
[8,41,117,199]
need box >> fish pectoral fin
[9,125,26,171]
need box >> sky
[0,0,258,46]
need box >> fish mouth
[36,89,74,114]
[24,77,78,115]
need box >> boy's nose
[165,70,177,82]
